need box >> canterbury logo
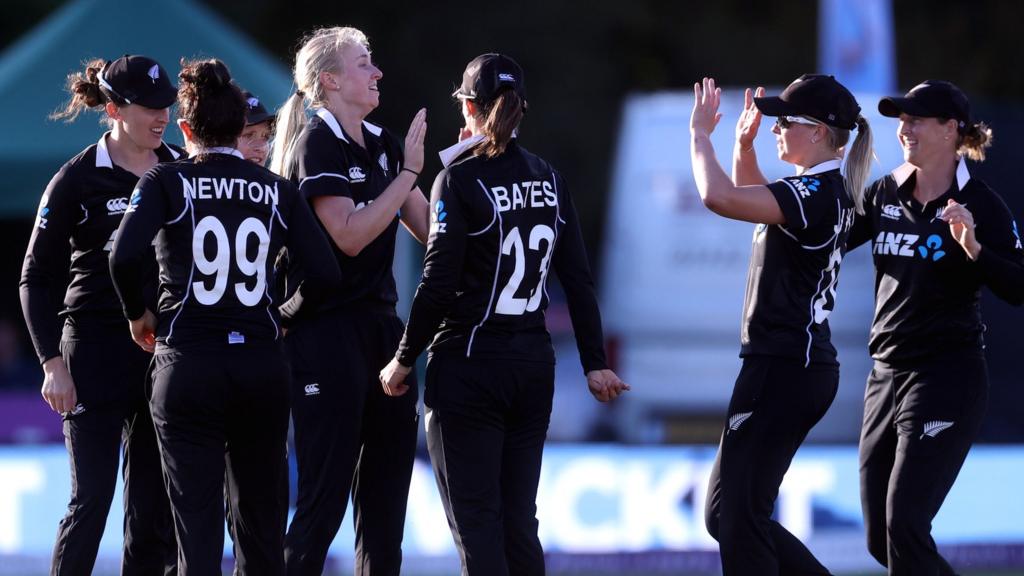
[348,166,367,182]
[304,383,320,396]
[921,420,954,439]
[881,204,902,221]
[728,411,752,433]
[106,197,129,214]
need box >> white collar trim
[315,108,383,142]
[363,120,383,137]
[97,132,179,167]
[96,132,114,168]
[191,147,244,159]
[316,108,347,142]
[163,142,181,160]
[799,158,842,176]
[892,157,971,191]
[440,135,486,168]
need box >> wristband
[401,167,420,177]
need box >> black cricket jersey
[20,133,183,364]
[741,160,856,366]
[287,108,405,309]
[395,136,608,374]
[848,159,1024,362]
[109,149,340,353]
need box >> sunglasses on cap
[775,115,822,129]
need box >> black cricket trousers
[859,351,988,575]
[705,355,838,576]
[424,354,555,576]
[285,305,419,576]
[52,324,175,576]
[149,344,290,576]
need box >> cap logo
[828,113,836,121]
[498,73,516,82]
[247,97,259,108]
[148,64,160,83]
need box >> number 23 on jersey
[496,224,555,315]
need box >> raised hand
[736,86,765,151]
[404,108,428,173]
[691,77,723,138]
[941,199,981,260]
[586,369,631,403]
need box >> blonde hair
[825,115,874,212]
[958,121,993,162]
[269,27,370,177]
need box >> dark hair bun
[179,58,233,93]
[177,58,246,149]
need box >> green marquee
[0,0,293,216]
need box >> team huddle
[16,22,1023,576]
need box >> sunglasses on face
[775,115,822,129]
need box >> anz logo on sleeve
[872,231,947,261]
[431,200,447,234]
[790,176,821,198]
[36,205,50,229]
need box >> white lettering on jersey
[180,177,279,206]
[872,231,919,257]
[490,180,557,213]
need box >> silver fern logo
[728,412,753,433]
[921,420,954,439]
[147,64,160,83]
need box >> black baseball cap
[241,91,274,126]
[452,53,527,106]
[754,74,860,130]
[97,55,177,109]
[878,80,970,130]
